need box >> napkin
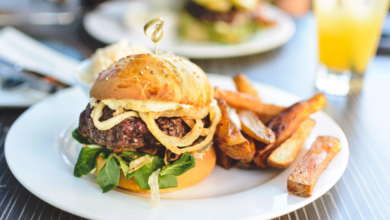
[0,26,79,85]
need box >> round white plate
[5,74,348,220]
[83,1,295,58]
[0,87,48,108]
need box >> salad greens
[72,128,95,145]
[73,127,196,193]
[73,147,112,177]
[96,154,120,193]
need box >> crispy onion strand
[183,117,209,136]
[159,107,209,119]
[92,102,139,130]
[140,104,221,154]
[139,113,204,147]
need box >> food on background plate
[179,0,276,44]
[287,136,341,197]
[80,40,151,84]
[72,53,221,207]
[267,118,316,169]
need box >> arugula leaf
[100,151,110,160]
[158,175,178,189]
[72,128,95,145]
[118,151,149,159]
[116,156,134,178]
[159,153,195,176]
[96,154,120,193]
[133,157,165,190]
[73,147,112,178]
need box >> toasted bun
[94,145,216,193]
[90,54,213,108]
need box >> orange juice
[314,0,389,74]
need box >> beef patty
[78,104,191,149]
[185,1,240,23]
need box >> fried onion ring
[140,113,204,147]
[92,102,139,130]
[140,104,221,154]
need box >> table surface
[1,12,390,220]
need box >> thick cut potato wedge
[215,98,230,139]
[238,110,275,144]
[217,122,254,160]
[233,73,261,100]
[239,135,256,163]
[218,121,248,146]
[214,88,286,116]
[253,94,326,168]
[253,143,274,168]
[236,161,259,169]
[287,136,340,197]
[267,119,316,169]
[269,94,326,145]
[215,146,237,170]
[257,114,274,125]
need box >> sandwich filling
[73,98,221,202]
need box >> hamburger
[72,53,221,206]
[179,0,276,44]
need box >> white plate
[0,87,49,108]
[5,74,348,220]
[83,1,295,58]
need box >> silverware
[0,56,67,93]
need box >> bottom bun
[95,145,216,193]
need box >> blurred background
[0,0,389,103]
[0,0,389,100]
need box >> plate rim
[82,2,296,59]
[5,75,349,220]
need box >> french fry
[236,161,259,169]
[270,94,325,145]
[233,73,261,100]
[238,110,275,144]
[214,88,286,116]
[218,121,248,145]
[267,118,316,169]
[287,136,341,197]
[215,98,230,138]
[239,135,256,163]
[214,98,253,160]
[257,114,274,125]
[253,143,274,168]
[217,122,254,160]
[253,94,327,168]
[215,146,237,170]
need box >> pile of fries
[213,74,340,197]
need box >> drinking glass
[313,0,389,95]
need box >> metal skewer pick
[144,17,164,55]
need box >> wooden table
[1,13,390,220]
